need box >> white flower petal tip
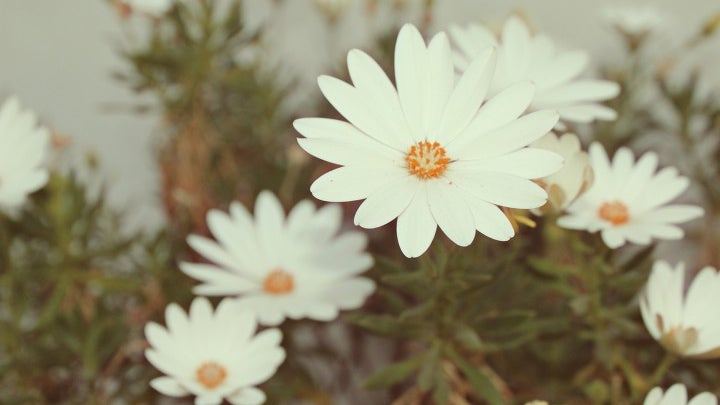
[640,261,720,358]
[558,143,704,249]
[121,0,174,16]
[182,190,375,325]
[145,298,284,404]
[0,96,50,213]
[449,17,620,124]
[297,25,562,258]
[643,383,717,405]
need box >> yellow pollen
[598,200,630,225]
[263,269,294,295]
[196,361,227,389]
[405,141,450,180]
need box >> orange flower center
[405,141,450,180]
[598,200,630,225]
[263,269,294,295]
[196,361,227,389]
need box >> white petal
[395,24,429,139]
[689,392,718,405]
[353,176,417,228]
[643,387,663,405]
[533,80,620,105]
[454,81,536,144]
[149,377,190,397]
[427,181,476,246]
[452,110,559,160]
[425,32,455,138]
[310,165,405,202]
[396,189,437,257]
[453,148,563,179]
[451,171,548,209]
[436,47,495,145]
[228,387,267,405]
[468,199,515,241]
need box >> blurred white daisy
[640,261,720,359]
[603,5,665,37]
[644,383,717,405]
[294,24,562,257]
[145,297,285,405]
[0,96,50,213]
[558,143,703,248]
[531,133,592,214]
[123,0,174,17]
[449,16,620,125]
[181,191,375,325]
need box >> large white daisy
[558,143,703,248]
[180,191,375,325]
[644,383,717,405]
[0,96,50,213]
[449,16,620,125]
[145,297,285,405]
[294,24,562,258]
[640,260,720,359]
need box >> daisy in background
[449,16,620,126]
[181,191,375,325]
[531,133,592,214]
[295,24,563,257]
[603,5,665,40]
[0,96,50,214]
[558,143,703,248]
[145,297,285,405]
[644,383,717,405]
[640,260,720,359]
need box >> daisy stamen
[598,200,630,225]
[196,361,228,389]
[405,141,451,180]
[263,270,294,295]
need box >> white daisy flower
[0,96,50,213]
[123,0,174,17]
[531,132,592,214]
[294,24,562,258]
[145,297,285,405]
[449,16,620,125]
[180,191,376,325]
[557,143,703,248]
[603,5,665,37]
[644,383,717,405]
[640,261,720,359]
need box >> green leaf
[362,354,425,390]
[417,341,442,391]
[445,346,505,405]
[527,256,579,277]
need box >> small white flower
[181,191,375,325]
[295,24,562,258]
[531,133,592,213]
[145,297,285,405]
[0,97,50,213]
[603,5,665,37]
[640,261,720,359]
[124,0,174,17]
[644,383,717,405]
[558,143,703,248]
[449,16,620,125]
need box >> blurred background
[1,0,719,234]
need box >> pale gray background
[1,0,719,231]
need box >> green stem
[649,351,676,387]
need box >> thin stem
[649,351,676,387]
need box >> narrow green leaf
[362,354,425,390]
[445,346,505,405]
